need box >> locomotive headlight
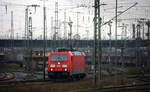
[62,64,67,67]
[64,69,67,71]
[50,64,55,67]
[51,69,53,71]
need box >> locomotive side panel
[71,56,86,75]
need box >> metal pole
[143,23,144,40]
[93,0,101,86]
[25,8,30,71]
[43,5,46,80]
[93,0,97,86]
[132,24,135,39]
[54,2,58,49]
[64,10,67,47]
[148,20,150,40]
[51,16,53,49]
[28,16,33,72]
[10,11,14,51]
[123,25,127,67]
[148,20,150,66]
[146,20,150,66]
[108,21,112,71]
[25,5,40,71]
[76,12,80,48]
[68,18,73,49]
[64,10,67,39]
[115,0,118,66]
[24,8,28,71]
[77,12,79,35]
[98,0,102,81]
[137,24,141,38]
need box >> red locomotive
[47,49,86,80]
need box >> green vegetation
[0,64,24,72]
[127,67,150,75]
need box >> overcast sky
[0,0,150,40]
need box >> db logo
[57,65,61,67]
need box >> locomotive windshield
[51,55,67,61]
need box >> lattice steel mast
[93,0,102,85]
[10,11,14,50]
[53,2,58,49]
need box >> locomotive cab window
[51,55,67,61]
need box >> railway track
[0,75,150,92]
[0,80,52,88]
[0,72,15,81]
[0,71,150,92]
[0,74,90,87]
[92,83,150,92]
[127,74,150,83]
[68,82,150,92]
[1,81,150,92]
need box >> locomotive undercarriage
[48,71,86,80]
[48,71,70,79]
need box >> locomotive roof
[57,48,77,52]
[71,51,86,56]
[50,48,86,56]
[50,51,86,56]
